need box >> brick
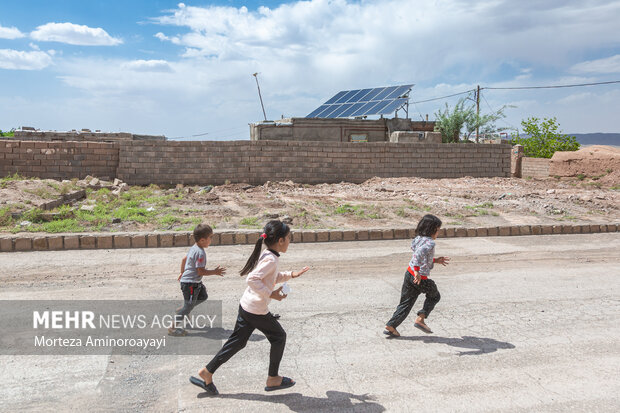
[219,232,234,245]
[487,227,498,236]
[476,227,488,237]
[234,233,247,244]
[509,226,520,236]
[316,231,329,242]
[132,235,147,248]
[436,228,446,238]
[15,237,33,251]
[173,233,189,247]
[580,224,590,234]
[356,230,369,240]
[519,226,531,236]
[342,230,356,241]
[369,230,382,240]
[33,237,48,251]
[114,234,131,249]
[445,228,456,237]
[97,235,113,249]
[455,228,467,237]
[498,226,510,236]
[540,225,553,235]
[407,229,417,238]
[531,225,541,235]
[329,231,343,241]
[189,234,196,245]
[561,225,572,234]
[64,235,79,249]
[147,234,159,247]
[247,232,260,244]
[80,235,96,249]
[599,224,609,233]
[210,233,220,246]
[589,224,600,233]
[0,237,14,252]
[393,229,407,239]
[302,231,317,243]
[382,230,394,240]
[466,228,476,237]
[552,225,563,234]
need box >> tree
[511,117,579,158]
[434,97,512,143]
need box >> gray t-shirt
[180,244,207,283]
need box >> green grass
[239,217,261,227]
[0,173,28,188]
[0,206,12,226]
[577,174,586,181]
[332,203,383,219]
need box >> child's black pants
[206,305,286,377]
[386,271,441,328]
[175,282,208,326]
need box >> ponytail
[240,237,264,276]
[239,220,290,276]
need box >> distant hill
[571,133,620,146]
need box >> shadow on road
[199,390,385,412]
[394,335,515,355]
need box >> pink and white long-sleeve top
[239,249,292,315]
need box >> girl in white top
[190,220,309,395]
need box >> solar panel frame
[377,98,408,115]
[306,84,414,118]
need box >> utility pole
[252,73,267,121]
[476,85,480,143]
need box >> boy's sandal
[414,322,433,334]
[168,328,187,337]
[383,329,400,338]
[189,376,219,395]
[264,376,295,392]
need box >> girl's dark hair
[240,220,291,276]
[415,214,442,237]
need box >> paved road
[1,233,619,412]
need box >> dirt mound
[550,146,619,181]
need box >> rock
[89,178,100,187]
[282,215,293,225]
[264,213,279,219]
[579,196,592,202]
[113,178,123,186]
[20,220,32,226]
[146,207,155,212]
[112,218,121,224]
[199,185,213,193]
[546,189,555,194]
[176,184,184,189]
[80,205,95,212]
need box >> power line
[410,80,620,105]
[411,89,476,104]
[484,79,620,90]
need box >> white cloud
[122,59,173,72]
[0,49,53,70]
[30,22,122,46]
[0,26,26,40]
[570,55,620,74]
[0,24,25,39]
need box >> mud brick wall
[522,157,550,179]
[0,140,119,180]
[117,140,511,185]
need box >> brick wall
[522,157,550,179]
[117,140,511,185]
[2,139,510,185]
[1,140,119,180]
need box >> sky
[1,0,620,139]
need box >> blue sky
[1,0,620,139]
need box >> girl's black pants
[386,271,441,328]
[206,305,286,377]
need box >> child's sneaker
[168,327,187,337]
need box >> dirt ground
[1,234,619,412]
[1,173,618,234]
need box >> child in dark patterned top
[384,214,450,337]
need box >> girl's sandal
[265,376,295,392]
[414,322,433,334]
[383,326,400,337]
[189,376,219,395]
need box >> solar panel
[306,84,413,118]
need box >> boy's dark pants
[206,305,286,377]
[386,271,441,328]
[175,282,208,326]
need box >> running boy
[384,214,450,337]
[169,223,226,336]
